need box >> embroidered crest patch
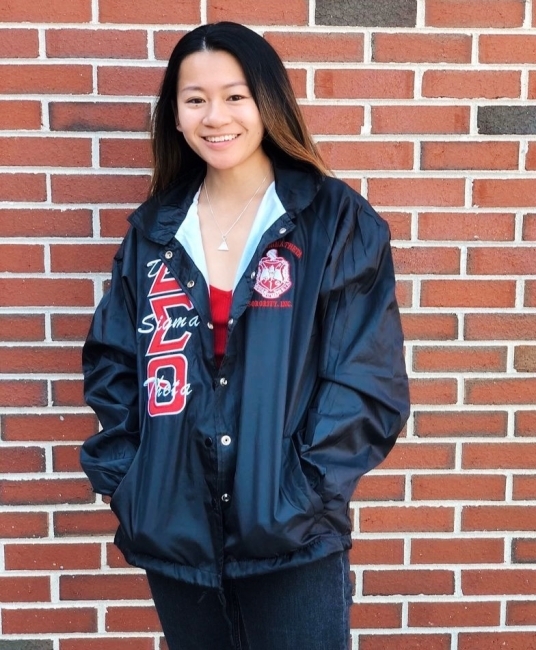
[254,249,292,299]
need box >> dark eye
[228,94,245,101]
[186,98,204,104]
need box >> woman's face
[176,50,267,175]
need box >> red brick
[373,33,471,63]
[468,248,536,275]
[360,506,454,533]
[207,0,307,24]
[363,569,454,595]
[5,543,100,571]
[513,475,536,499]
[106,606,160,632]
[526,281,536,307]
[512,538,536,563]
[353,475,405,501]
[0,512,48,539]
[467,379,536,405]
[0,209,92,237]
[514,346,536,372]
[0,101,41,129]
[0,29,39,58]
[53,446,82,473]
[393,246,460,274]
[422,141,518,170]
[0,346,80,374]
[421,280,515,308]
[2,607,97,634]
[60,574,150,601]
[52,380,85,407]
[395,279,413,307]
[368,178,465,207]
[372,105,470,134]
[381,212,412,240]
[463,569,536,595]
[459,632,536,650]
[515,411,536,437]
[61,640,154,650]
[153,31,187,60]
[463,506,536,532]
[380,443,455,470]
[51,174,150,204]
[530,72,536,99]
[0,245,43,273]
[410,601,500,627]
[480,35,536,64]
[0,315,45,342]
[413,474,505,500]
[0,0,90,21]
[318,141,413,171]
[464,442,536,468]
[299,105,364,136]
[474,180,536,208]
[0,174,46,202]
[0,279,93,308]
[401,314,458,341]
[0,64,92,94]
[106,542,131,568]
[54,510,118,537]
[50,102,151,132]
[266,33,363,62]
[51,314,93,342]
[349,539,404,565]
[410,378,458,405]
[0,447,45,473]
[0,576,50,602]
[508,601,536,625]
[99,0,199,23]
[47,29,147,59]
[527,147,536,171]
[0,479,93,506]
[466,314,536,341]
[3,414,97,442]
[426,0,525,27]
[0,137,91,167]
[0,381,46,407]
[350,602,401,629]
[419,212,515,241]
[97,66,164,96]
[412,537,504,564]
[287,68,307,99]
[51,244,117,273]
[315,69,414,99]
[100,138,152,168]
[414,411,507,438]
[360,634,450,650]
[423,70,520,99]
[413,346,506,373]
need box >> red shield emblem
[254,249,292,299]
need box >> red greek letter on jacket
[144,262,193,417]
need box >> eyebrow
[179,81,248,93]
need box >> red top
[209,285,233,367]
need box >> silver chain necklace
[203,173,268,251]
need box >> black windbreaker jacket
[80,157,410,588]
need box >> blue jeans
[147,551,352,650]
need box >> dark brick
[0,642,53,650]
[316,0,417,26]
[478,106,536,135]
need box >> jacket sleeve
[80,238,140,496]
[299,197,410,508]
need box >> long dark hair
[150,22,328,196]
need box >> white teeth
[204,135,238,143]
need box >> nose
[202,99,232,127]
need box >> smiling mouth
[203,135,239,143]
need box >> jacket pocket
[281,436,324,518]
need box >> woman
[80,22,410,650]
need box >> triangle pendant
[218,239,229,251]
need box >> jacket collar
[128,153,325,245]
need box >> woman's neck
[204,158,274,204]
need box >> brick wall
[0,0,535,648]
